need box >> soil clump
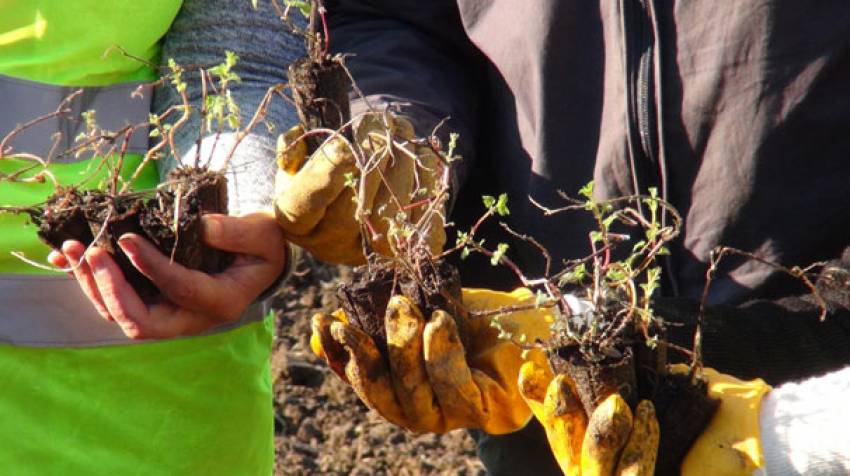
[32,167,234,299]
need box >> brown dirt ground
[271,255,486,476]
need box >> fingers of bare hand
[61,241,111,321]
[84,246,147,337]
[201,213,286,264]
[385,296,443,432]
[47,250,68,268]
[116,234,235,319]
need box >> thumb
[276,124,309,174]
[200,212,284,261]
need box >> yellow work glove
[519,359,659,476]
[677,364,771,475]
[310,288,554,435]
[273,113,446,265]
[518,361,771,476]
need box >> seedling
[0,54,277,298]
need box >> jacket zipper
[624,0,659,192]
[623,0,680,296]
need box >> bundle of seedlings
[0,52,274,299]
[29,167,232,299]
[456,183,720,473]
[334,127,464,358]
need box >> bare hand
[48,212,287,339]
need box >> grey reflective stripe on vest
[0,74,151,160]
[0,274,269,347]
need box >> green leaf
[284,0,312,17]
[495,193,510,216]
[446,132,461,162]
[640,267,662,298]
[631,240,647,253]
[590,230,604,243]
[343,172,357,189]
[646,224,658,242]
[148,128,160,138]
[490,243,509,266]
[461,247,471,260]
[649,187,658,199]
[482,195,496,209]
[602,213,618,230]
[455,231,468,246]
[251,0,258,9]
[534,290,548,308]
[558,263,587,286]
[579,181,594,200]
[606,267,627,281]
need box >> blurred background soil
[270,255,486,475]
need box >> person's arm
[327,0,483,196]
[663,251,850,386]
[271,2,485,265]
[51,0,301,339]
[759,366,850,475]
[153,0,302,216]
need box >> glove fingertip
[518,361,550,403]
[387,294,425,322]
[423,310,461,352]
[310,312,334,357]
[545,374,583,417]
[329,321,352,346]
[276,125,308,174]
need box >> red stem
[319,5,330,58]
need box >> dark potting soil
[32,167,234,300]
[337,258,467,358]
[288,58,351,154]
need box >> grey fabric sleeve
[152,0,304,215]
[151,0,305,290]
[326,0,483,200]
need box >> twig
[0,90,83,159]
[499,221,552,278]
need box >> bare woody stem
[0,90,83,159]
[692,245,829,376]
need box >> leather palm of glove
[519,360,771,476]
[273,113,445,265]
[310,287,554,435]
